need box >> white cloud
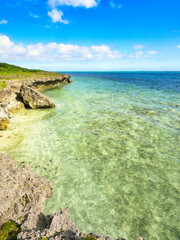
[177,45,180,48]
[48,9,69,24]
[129,50,157,59]
[0,19,8,24]
[110,1,122,8]
[0,34,123,61]
[47,0,99,8]
[134,44,145,50]
[29,12,40,18]
[0,34,14,48]
[129,54,140,59]
[146,50,157,55]
[136,51,143,55]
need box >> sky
[0,0,180,71]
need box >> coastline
[0,74,72,130]
[0,68,147,240]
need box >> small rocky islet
[0,63,145,240]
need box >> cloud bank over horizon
[0,34,160,64]
[0,34,123,62]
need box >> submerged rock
[0,153,53,226]
[20,84,56,109]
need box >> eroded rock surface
[17,207,83,240]
[20,84,56,109]
[0,153,53,226]
[0,87,25,114]
[0,108,11,130]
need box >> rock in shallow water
[20,84,56,109]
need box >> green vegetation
[16,217,22,222]
[0,80,7,89]
[40,237,48,240]
[0,221,20,240]
[0,63,64,80]
[0,63,43,73]
[83,235,97,240]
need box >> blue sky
[0,0,180,71]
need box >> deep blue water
[63,72,180,92]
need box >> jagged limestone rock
[0,153,53,226]
[20,84,56,109]
[0,108,10,130]
[0,87,25,115]
[18,207,84,240]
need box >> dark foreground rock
[20,84,56,109]
[17,207,85,240]
[0,153,52,226]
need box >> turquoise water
[6,72,180,240]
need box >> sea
[5,72,180,240]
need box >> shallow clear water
[4,72,180,240]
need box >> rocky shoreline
[0,74,145,240]
[0,75,72,130]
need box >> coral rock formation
[0,108,11,130]
[20,84,56,109]
[0,153,53,226]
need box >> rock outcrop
[4,75,72,92]
[0,153,53,226]
[17,207,86,240]
[20,84,56,109]
[0,74,72,130]
[0,88,25,114]
[30,76,72,91]
[0,108,11,130]
[0,87,25,130]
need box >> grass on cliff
[0,221,20,240]
[0,63,64,81]
[0,80,7,89]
